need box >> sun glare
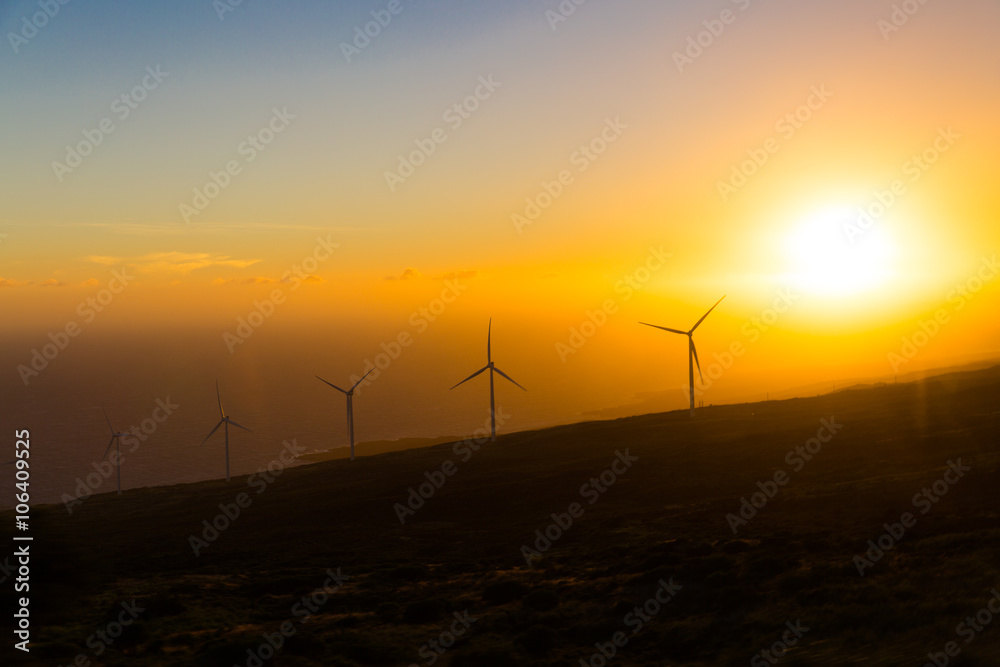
[782,205,897,297]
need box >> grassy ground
[4,366,1000,665]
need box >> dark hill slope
[6,366,1000,665]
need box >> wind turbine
[101,407,136,495]
[641,296,726,418]
[200,382,251,482]
[315,368,375,461]
[451,319,525,442]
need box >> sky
[2,0,1000,498]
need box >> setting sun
[782,205,898,297]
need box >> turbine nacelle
[102,407,138,460]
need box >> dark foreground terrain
[4,367,1000,665]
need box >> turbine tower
[200,382,251,482]
[451,319,525,442]
[315,368,375,461]
[101,407,136,495]
[641,296,726,417]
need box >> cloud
[212,274,325,286]
[135,252,261,274]
[212,276,279,286]
[0,277,100,288]
[385,268,478,282]
[386,267,423,281]
[84,252,261,275]
[15,221,359,236]
[0,278,29,288]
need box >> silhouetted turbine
[200,382,251,482]
[641,295,726,417]
[101,407,137,495]
[315,368,375,461]
[451,319,525,442]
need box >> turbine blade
[639,322,688,336]
[316,375,349,394]
[487,318,492,363]
[225,418,252,433]
[691,338,704,384]
[216,381,226,418]
[493,366,526,391]
[200,420,224,446]
[103,406,115,435]
[349,368,376,391]
[102,434,115,460]
[690,295,726,333]
[450,365,490,390]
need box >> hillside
[4,366,1000,665]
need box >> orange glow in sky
[2,0,999,448]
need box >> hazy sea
[0,329,637,508]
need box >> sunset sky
[3,0,1000,453]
